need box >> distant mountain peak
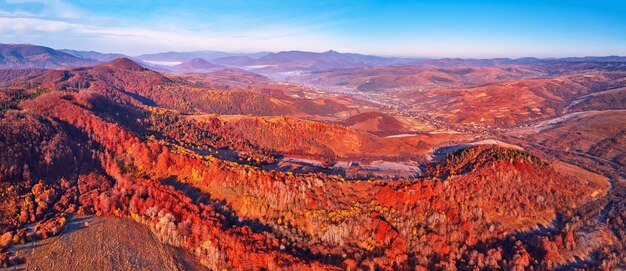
[104,57,146,71]
[190,57,209,62]
[185,58,214,66]
[169,57,224,73]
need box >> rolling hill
[402,71,626,127]
[0,44,98,69]
[291,65,547,92]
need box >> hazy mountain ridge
[0,44,98,69]
[136,50,270,62]
[3,43,626,74]
[60,49,128,62]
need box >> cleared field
[9,216,207,271]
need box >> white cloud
[6,0,83,18]
[0,0,348,54]
[0,15,337,54]
[0,8,35,17]
[0,17,75,31]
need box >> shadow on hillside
[61,215,103,235]
[158,175,351,266]
[159,176,272,233]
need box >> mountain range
[4,43,626,74]
[0,43,625,270]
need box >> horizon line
[2,42,626,60]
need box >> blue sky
[1,0,625,57]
